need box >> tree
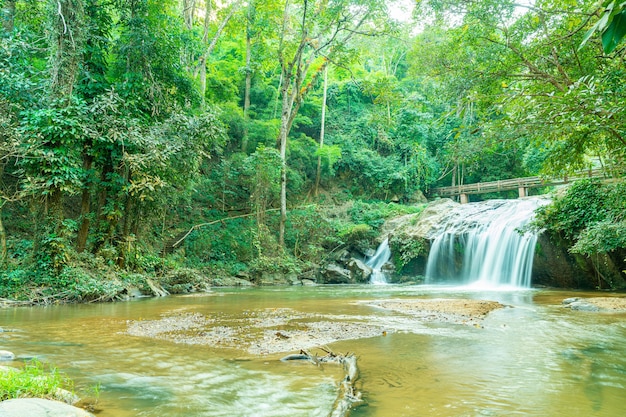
[411,0,626,178]
[276,0,386,246]
[1,0,16,33]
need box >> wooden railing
[429,168,617,201]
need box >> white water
[425,198,549,288]
[366,238,391,284]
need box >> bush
[534,179,626,253]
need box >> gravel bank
[126,297,505,355]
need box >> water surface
[1,285,625,417]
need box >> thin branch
[171,205,317,248]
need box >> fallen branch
[280,347,364,417]
[330,354,363,417]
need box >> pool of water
[1,285,625,416]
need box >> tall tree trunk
[199,1,237,107]
[314,65,328,196]
[242,0,255,153]
[76,153,93,252]
[0,203,6,266]
[1,0,15,33]
[0,163,5,264]
[183,0,196,30]
[49,0,84,98]
[278,67,291,248]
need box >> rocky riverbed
[126,298,505,354]
[563,296,626,312]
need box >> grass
[0,359,73,401]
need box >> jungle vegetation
[0,0,625,300]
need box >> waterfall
[425,198,548,288]
[366,238,391,285]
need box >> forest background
[1,0,625,302]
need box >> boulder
[0,398,94,417]
[321,264,353,284]
[0,350,15,361]
[257,272,297,285]
[301,279,316,286]
[347,259,372,283]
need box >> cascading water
[366,238,391,284]
[425,198,548,288]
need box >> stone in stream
[0,398,95,417]
[0,350,15,361]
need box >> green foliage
[390,232,427,270]
[580,0,626,53]
[0,360,73,401]
[534,179,626,255]
[35,219,78,273]
[19,97,89,197]
[337,223,376,244]
[349,200,424,229]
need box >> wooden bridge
[429,168,616,203]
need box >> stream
[1,285,625,417]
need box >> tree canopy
[0,0,624,296]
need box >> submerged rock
[0,398,94,417]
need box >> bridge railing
[429,168,615,198]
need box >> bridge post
[460,193,469,204]
[518,186,528,198]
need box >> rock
[255,272,302,285]
[568,301,600,312]
[210,276,254,287]
[321,264,353,284]
[562,297,581,305]
[53,388,81,405]
[383,198,459,239]
[0,350,15,361]
[381,262,396,274]
[301,279,316,286]
[329,248,351,262]
[285,273,300,285]
[0,398,94,417]
[347,259,372,283]
[126,287,146,298]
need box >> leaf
[601,10,626,52]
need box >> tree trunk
[278,68,291,248]
[183,0,196,30]
[199,2,238,107]
[49,0,84,99]
[0,161,5,263]
[1,0,15,33]
[242,0,254,153]
[0,203,6,265]
[314,65,328,196]
[76,153,93,252]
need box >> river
[1,285,625,417]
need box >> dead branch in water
[280,347,363,417]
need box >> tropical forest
[1,0,626,416]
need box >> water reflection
[1,285,625,417]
